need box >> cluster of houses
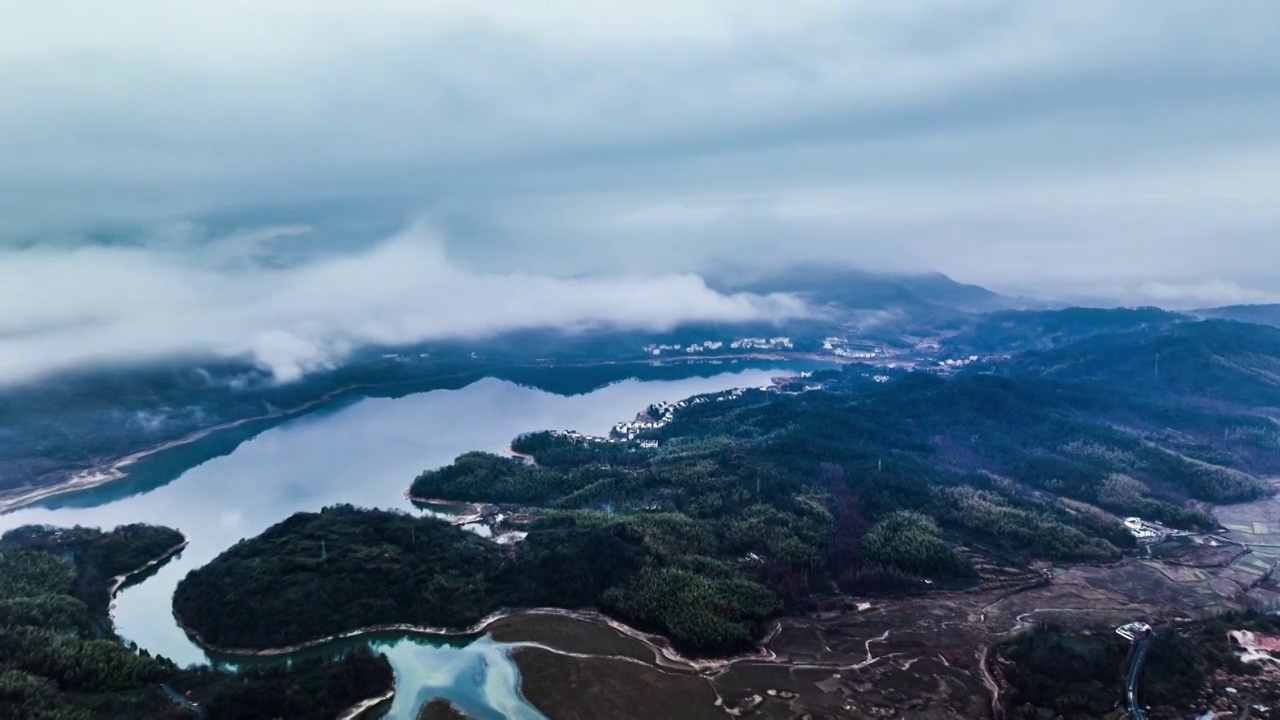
[548,393,727,446]
[549,427,662,449]
[550,380,815,449]
[610,418,662,440]
[821,336,884,359]
[643,340,726,356]
[731,336,794,350]
[643,336,796,354]
[609,396,716,440]
[549,429,590,441]
[639,334,917,360]
[606,383,798,443]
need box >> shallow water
[0,366,805,718]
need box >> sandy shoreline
[403,492,492,525]
[0,370,484,515]
[0,417,284,515]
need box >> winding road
[503,446,538,466]
[1126,635,1151,720]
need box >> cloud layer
[1,0,1279,373]
[0,227,807,384]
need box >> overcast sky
[1,1,1278,382]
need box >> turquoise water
[0,367,803,718]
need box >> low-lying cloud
[2,1,1278,293]
[0,226,809,385]
[1049,279,1280,310]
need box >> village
[643,336,793,356]
[637,333,1006,380]
[544,372,824,449]
[821,336,884,359]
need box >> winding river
[0,365,807,719]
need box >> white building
[1116,622,1152,642]
[1123,517,1160,540]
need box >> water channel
[0,365,807,719]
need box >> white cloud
[0,1,1278,317]
[1125,280,1280,309]
[1006,278,1280,310]
[0,225,808,385]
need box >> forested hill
[1007,318,1280,407]
[179,319,1280,658]
[1195,303,1280,328]
[942,306,1187,354]
[0,524,394,720]
[725,265,1010,313]
[406,327,1280,643]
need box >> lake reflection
[0,367,801,718]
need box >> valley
[5,289,1280,719]
[7,5,1276,717]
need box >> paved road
[1126,635,1152,720]
[161,683,205,719]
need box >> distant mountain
[1009,319,1280,408]
[1194,304,1280,328]
[723,265,1013,314]
[945,307,1189,354]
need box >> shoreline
[0,354,830,516]
[171,606,778,674]
[335,687,396,720]
[107,535,191,605]
[104,536,205,717]
[404,492,492,525]
[0,373,407,516]
[0,363,527,516]
[0,415,306,516]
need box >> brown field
[487,614,654,663]
[1216,480,1280,547]
[490,496,1280,720]
[512,646,722,720]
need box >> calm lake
[0,364,809,719]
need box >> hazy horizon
[2,1,1278,382]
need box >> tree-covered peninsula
[173,505,696,648]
